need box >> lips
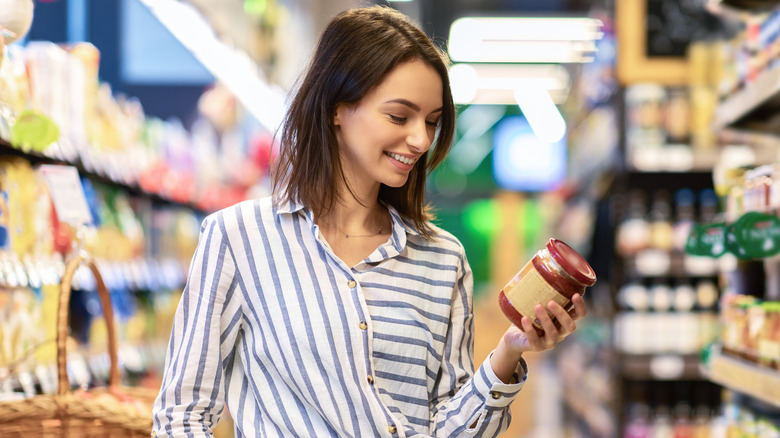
[385,152,416,165]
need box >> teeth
[387,152,415,165]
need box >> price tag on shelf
[38,165,93,229]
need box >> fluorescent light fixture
[514,85,567,143]
[138,0,286,133]
[449,17,602,63]
[449,63,570,105]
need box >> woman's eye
[389,115,406,123]
[426,119,440,128]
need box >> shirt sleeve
[430,246,528,437]
[152,214,243,438]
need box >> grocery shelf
[620,353,704,381]
[0,137,204,213]
[703,347,780,408]
[712,66,780,131]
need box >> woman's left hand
[505,293,588,353]
[490,294,587,383]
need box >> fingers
[521,316,539,344]
[535,305,559,346]
[521,297,588,352]
[547,301,576,334]
[569,294,588,320]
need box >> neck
[319,186,387,237]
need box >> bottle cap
[546,238,596,286]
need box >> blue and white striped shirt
[152,196,527,437]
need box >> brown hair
[272,5,456,238]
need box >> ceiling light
[139,0,286,133]
[514,85,567,144]
[448,63,570,105]
[449,17,602,63]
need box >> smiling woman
[151,5,588,438]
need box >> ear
[333,103,345,127]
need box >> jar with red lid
[498,238,596,334]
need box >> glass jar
[498,238,596,333]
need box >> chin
[382,175,411,188]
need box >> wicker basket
[0,251,155,437]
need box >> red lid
[546,238,596,286]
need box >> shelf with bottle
[615,186,721,275]
[0,157,199,401]
[614,277,720,372]
[706,3,780,133]
[0,136,207,214]
[0,42,274,215]
[623,79,720,173]
[619,353,706,381]
[681,161,780,263]
[621,379,723,437]
[712,62,780,132]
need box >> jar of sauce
[498,238,596,333]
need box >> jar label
[503,259,570,329]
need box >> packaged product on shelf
[758,302,780,369]
[673,188,697,252]
[648,190,674,252]
[0,45,29,141]
[721,294,760,361]
[616,190,650,257]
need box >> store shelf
[712,66,780,132]
[622,251,719,279]
[620,353,704,381]
[0,137,204,213]
[703,347,780,408]
[627,148,721,173]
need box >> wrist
[490,337,523,384]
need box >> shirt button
[359,321,368,330]
[388,424,397,434]
[490,391,501,400]
[347,279,356,288]
[367,375,374,385]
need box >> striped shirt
[152,196,527,437]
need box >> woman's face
[334,59,443,191]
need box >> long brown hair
[272,5,456,238]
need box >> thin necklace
[322,219,384,238]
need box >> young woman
[152,6,586,437]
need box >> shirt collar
[274,196,304,214]
[275,197,421,243]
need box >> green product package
[685,222,727,257]
[10,111,59,152]
[729,211,780,259]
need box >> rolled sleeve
[473,353,527,409]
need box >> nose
[406,119,433,153]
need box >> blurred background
[3,0,780,436]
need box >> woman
[152,6,586,437]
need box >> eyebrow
[385,98,443,114]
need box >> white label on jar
[503,260,571,329]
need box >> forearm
[490,335,524,384]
